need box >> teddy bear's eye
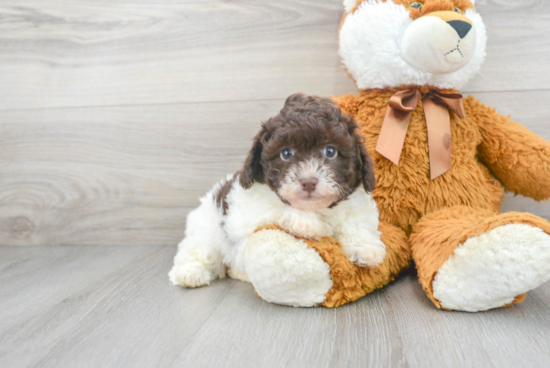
[280,148,294,161]
[410,2,423,10]
[453,7,462,14]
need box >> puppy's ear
[358,139,376,192]
[239,125,268,189]
[349,121,376,193]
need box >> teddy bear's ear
[343,0,361,14]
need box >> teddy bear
[238,0,550,312]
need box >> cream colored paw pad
[433,224,550,312]
[243,229,333,307]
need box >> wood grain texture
[1,245,549,368]
[0,0,549,111]
[2,90,549,246]
[1,2,550,367]
[0,99,282,245]
[0,0,549,246]
[0,0,351,110]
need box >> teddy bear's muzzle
[400,11,477,75]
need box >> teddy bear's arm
[467,96,550,201]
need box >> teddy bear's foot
[412,207,550,312]
[243,227,333,307]
[433,223,550,312]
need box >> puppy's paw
[169,261,212,288]
[276,211,331,240]
[344,245,386,268]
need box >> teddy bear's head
[339,0,486,90]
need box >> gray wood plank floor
[1,1,550,367]
[1,245,549,368]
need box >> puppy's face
[240,94,375,211]
[262,127,360,211]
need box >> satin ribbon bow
[375,89,466,180]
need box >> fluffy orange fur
[411,207,550,308]
[345,0,475,18]
[250,0,550,309]
[253,86,550,309]
[256,223,411,308]
[334,88,550,307]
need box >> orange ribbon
[375,89,466,180]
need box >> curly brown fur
[214,174,237,215]
[239,93,375,209]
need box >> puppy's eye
[280,148,294,161]
[410,2,423,10]
[324,146,338,159]
[453,7,462,14]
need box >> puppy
[169,93,385,288]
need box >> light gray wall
[1,0,549,246]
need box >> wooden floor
[1,1,550,367]
[1,245,550,368]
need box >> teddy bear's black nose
[447,20,472,39]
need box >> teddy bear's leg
[243,222,411,308]
[320,220,411,307]
[411,206,550,312]
[243,226,334,307]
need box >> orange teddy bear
[243,0,550,311]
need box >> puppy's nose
[447,20,472,39]
[300,177,318,193]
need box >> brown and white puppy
[169,94,385,288]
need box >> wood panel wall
[1,0,549,246]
